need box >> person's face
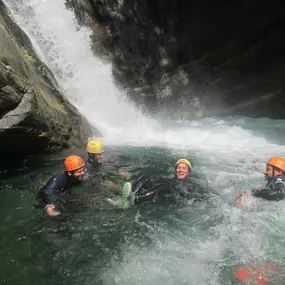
[264,164,283,180]
[70,167,84,180]
[94,153,104,163]
[176,163,190,180]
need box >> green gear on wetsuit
[122,181,132,208]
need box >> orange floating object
[233,267,252,280]
[233,263,280,284]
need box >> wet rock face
[0,1,97,160]
[67,0,285,118]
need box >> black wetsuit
[38,172,81,206]
[84,160,93,175]
[84,160,126,190]
[132,175,207,205]
[84,160,105,178]
[252,177,285,201]
[84,160,104,185]
[172,178,206,201]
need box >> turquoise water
[3,0,285,283]
[1,146,285,284]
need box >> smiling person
[175,158,191,180]
[236,157,285,208]
[130,158,208,205]
[172,158,195,199]
[38,155,85,217]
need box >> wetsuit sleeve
[39,173,66,205]
[252,179,285,201]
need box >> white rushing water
[4,0,285,283]
[3,0,285,153]
[3,0,155,141]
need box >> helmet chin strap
[266,166,276,182]
[271,166,282,179]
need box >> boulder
[0,1,99,161]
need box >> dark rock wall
[66,0,285,118]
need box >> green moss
[22,48,36,64]
[34,87,67,114]
[38,132,48,137]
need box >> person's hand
[45,204,60,216]
[103,181,116,188]
[119,170,131,180]
[236,191,249,208]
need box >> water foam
[4,1,285,283]
[4,0,152,138]
[4,0,285,156]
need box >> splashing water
[3,0,154,140]
[3,0,285,284]
[4,0,285,154]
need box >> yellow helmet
[86,140,104,154]
[176,158,192,169]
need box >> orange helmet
[267,157,285,172]
[64,155,84,172]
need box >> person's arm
[119,169,132,180]
[252,179,285,201]
[103,180,122,194]
[40,173,64,216]
[103,169,132,195]
[236,179,285,207]
[236,188,271,208]
[236,191,251,208]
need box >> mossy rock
[0,1,100,159]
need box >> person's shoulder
[272,176,285,183]
[84,160,92,171]
[181,177,199,188]
[45,171,65,184]
[276,176,285,180]
[273,177,285,186]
